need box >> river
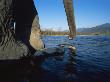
[39,35,110,82]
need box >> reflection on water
[0,35,110,82]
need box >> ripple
[41,35,110,82]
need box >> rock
[58,44,76,54]
[68,45,76,54]
[34,47,65,58]
[34,44,76,58]
[43,47,64,56]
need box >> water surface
[40,35,110,82]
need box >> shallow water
[1,35,110,82]
[40,35,110,82]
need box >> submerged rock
[58,44,76,54]
[68,45,76,54]
[34,44,76,58]
[34,47,65,57]
[44,47,64,55]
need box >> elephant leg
[63,0,76,39]
[0,0,30,59]
[14,0,44,54]
[30,15,45,51]
[0,0,44,59]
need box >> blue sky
[34,0,110,30]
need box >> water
[1,35,110,82]
[39,35,110,82]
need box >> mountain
[77,23,110,35]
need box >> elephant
[0,0,76,60]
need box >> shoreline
[42,34,110,36]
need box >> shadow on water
[0,56,47,82]
[0,49,77,82]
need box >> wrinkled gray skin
[64,0,76,39]
[0,0,76,60]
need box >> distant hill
[77,23,110,35]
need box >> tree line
[41,29,69,35]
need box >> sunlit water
[39,35,110,82]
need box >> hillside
[77,23,110,35]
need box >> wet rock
[59,44,76,54]
[34,47,64,58]
[43,47,64,56]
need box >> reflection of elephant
[0,0,76,59]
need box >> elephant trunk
[63,0,76,39]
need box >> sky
[34,0,110,30]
